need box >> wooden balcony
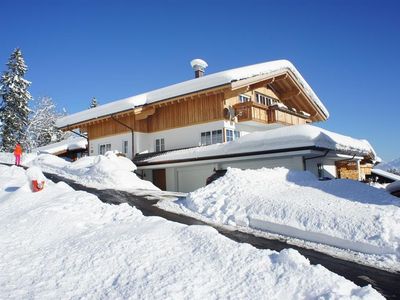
[233,101,309,125]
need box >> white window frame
[201,130,222,146]
[122,140,128,154]
[155,138,165,152]
[99,143,111,155]
[239,94,251,103]
[255,93,277,106]
[226,129,241,142]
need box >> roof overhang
[231,70,328,122]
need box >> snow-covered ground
[26,152,159,191]
[0,165,383,299]
[159,167,400,272]
[0,152,37,165]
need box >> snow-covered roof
[371,169,400,181]
[138,125,375,165]
[56,60,328,128]
[34,136,87,155]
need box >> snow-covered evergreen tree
[89,97,98,108]
[26,96,64,151]
[0,48,32,151]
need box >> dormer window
[239,94,251,103]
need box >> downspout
[110,115,135,158]
[302,150,330,171]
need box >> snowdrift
[28,152,159,191]
[0,165,382,299]
[177,168,400,262]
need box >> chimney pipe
[190,59,208,78]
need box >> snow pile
[169,168,400,261]
[34,135,87,155]
[29,152,159,190]
[145,125,376,163]
[57,60,328,128]
[0,165,382,299]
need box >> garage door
[176,165,214,193]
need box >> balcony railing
[233,101,309,125]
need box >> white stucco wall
[88,118,281,160]
[304,158,337,179]
[89,132,133,158]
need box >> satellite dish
[223,106,236,121]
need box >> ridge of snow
[56,60,328,128]
[143,125,376,164]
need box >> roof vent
[190,58,208,78]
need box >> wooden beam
[280,88,301,100]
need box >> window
[122,140,128,154]
[239,94,250,103]
[155,138,165,152]
[226,129,241,142]
[212,130,223,144]
[317,163,324,179]
[255,93,277,106]
[201,130,222,146]
[201,132,211,146]
[99,143,111,155]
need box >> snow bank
[144,125,376,163]
[28,152,159,191]
[167,168,400,263]
[0,165,382,299]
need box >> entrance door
[152,169,166,190]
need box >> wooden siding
[147,93,225,132]
[87,93,225,139]
[87,115,148,140]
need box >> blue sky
[1,0,399,161]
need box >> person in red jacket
[13,143,22,166]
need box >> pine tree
[0,48,32,151]
[26,96,65,151]
[89,97,98,108]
